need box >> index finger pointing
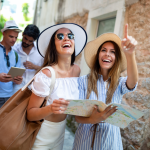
[124,24,128,39]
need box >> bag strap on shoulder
[41,66,56,100]
[14,51,18,66]
[21,66,56,98]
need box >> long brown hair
[86,41,122,104]
[40,29,75,69]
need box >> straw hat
[37,23,87,57]
[1,20,22,33]
[84,33,127,72]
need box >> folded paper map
[64,100,144,128]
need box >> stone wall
[65,1,150,149]
[57,0,121,22]
[121,0,150,149]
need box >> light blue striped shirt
[73,75,137,150]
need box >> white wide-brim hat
[37,23,88,57]
[1,20,22,33]
[84,33,127,73]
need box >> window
[80,0,125,76]
[97,17,116,37]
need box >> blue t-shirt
[0,44,21,97]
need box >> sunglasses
[5,55,10,67]
[56,33,75,40]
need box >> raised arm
[121,24,138,89]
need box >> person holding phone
[0,20,23,108]
[73,24,138,150]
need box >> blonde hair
[86,41,122,104]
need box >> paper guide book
[64,100,144,128]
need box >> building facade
[33,0,150,149]
[0,0,4,10]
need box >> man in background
[0,20,23,108]
[13,24,44,93]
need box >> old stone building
[0,0,4,10]
[33,0,150,149]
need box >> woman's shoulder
[72,64,81,77]
[118,76,127,83]
[79,74,88,79]
[42,69,52,78]
[78,74,89,83]
[41,66,56,78]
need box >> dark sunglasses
[5,55,10,67]
[56,33,75,40]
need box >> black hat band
[7,26,19,29]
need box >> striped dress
[72,75,137,150]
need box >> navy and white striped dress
[72,75,137,150]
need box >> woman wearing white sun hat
[72,24,138,150]
[26,23,87,150]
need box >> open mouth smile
[102,59,112,63]
[62,44,71,48]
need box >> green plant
[22,3,30,21]
[0,15,7,40]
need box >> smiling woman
[98,41,121,81]
[73,25,138,150]
[55,28,75,57]
[26,23,87,150]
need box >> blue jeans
[0,97,10,108]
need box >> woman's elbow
[126,81,137,90]
[26,109,34,121]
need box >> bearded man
[13,24,44,93]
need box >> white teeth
[62,44,71,48]
[103,59,110,62]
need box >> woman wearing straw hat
[26,23,87,150]
[72,24,138,150]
